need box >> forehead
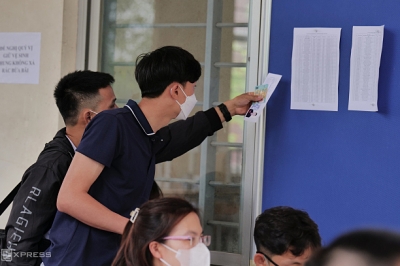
[272,247,314,266]
[168,212,202,236]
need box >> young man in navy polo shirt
[43,46,262,265]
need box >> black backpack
[0,182,21,249]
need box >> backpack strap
[0,182,21,215]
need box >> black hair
[135,46,201,98]
[54,70,115,126]
[306,229,400,266]
[149,181,163,200]
[254,206,321,256]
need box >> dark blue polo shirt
[43,100,157,266]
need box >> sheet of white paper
[244,73,282,123]
[291,28,341,111]
[0,32,41,84]
[348,26,384,112]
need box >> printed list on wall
[348,26,384,112]
[0,32,41,84]
[290,28,342,111]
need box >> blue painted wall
[264,0,400,245]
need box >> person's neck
[65,124,85,148]
[138,98,174,133]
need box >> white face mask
[175,86,197,120]
[160,242,210,266]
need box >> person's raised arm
[57,152,128,234]
[155,92,262,163]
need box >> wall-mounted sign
[0,32,41,84]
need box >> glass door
[85,0,268,264]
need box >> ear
[149,241,162,259]
[169,83,181,100]
[83,109,93,125]
[254,253,266,266]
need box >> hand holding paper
[222,92,263,119]
[245,73,282,122]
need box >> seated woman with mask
[112,197,211,266]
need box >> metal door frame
[77,0,272,264]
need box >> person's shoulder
[20,151,71,185]
[90,107,130,124]
[26,131,74,173]
[103,107,130,116]
[25,150,71,176]
[40,131,73,159]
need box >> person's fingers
[230,93,263,109]
[243,94,263,101]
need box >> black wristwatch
[218,103,232,122]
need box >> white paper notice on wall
[290,28,341,111]
[244,73,282,123]
[348,26,384,112]
[0,32,41,84]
